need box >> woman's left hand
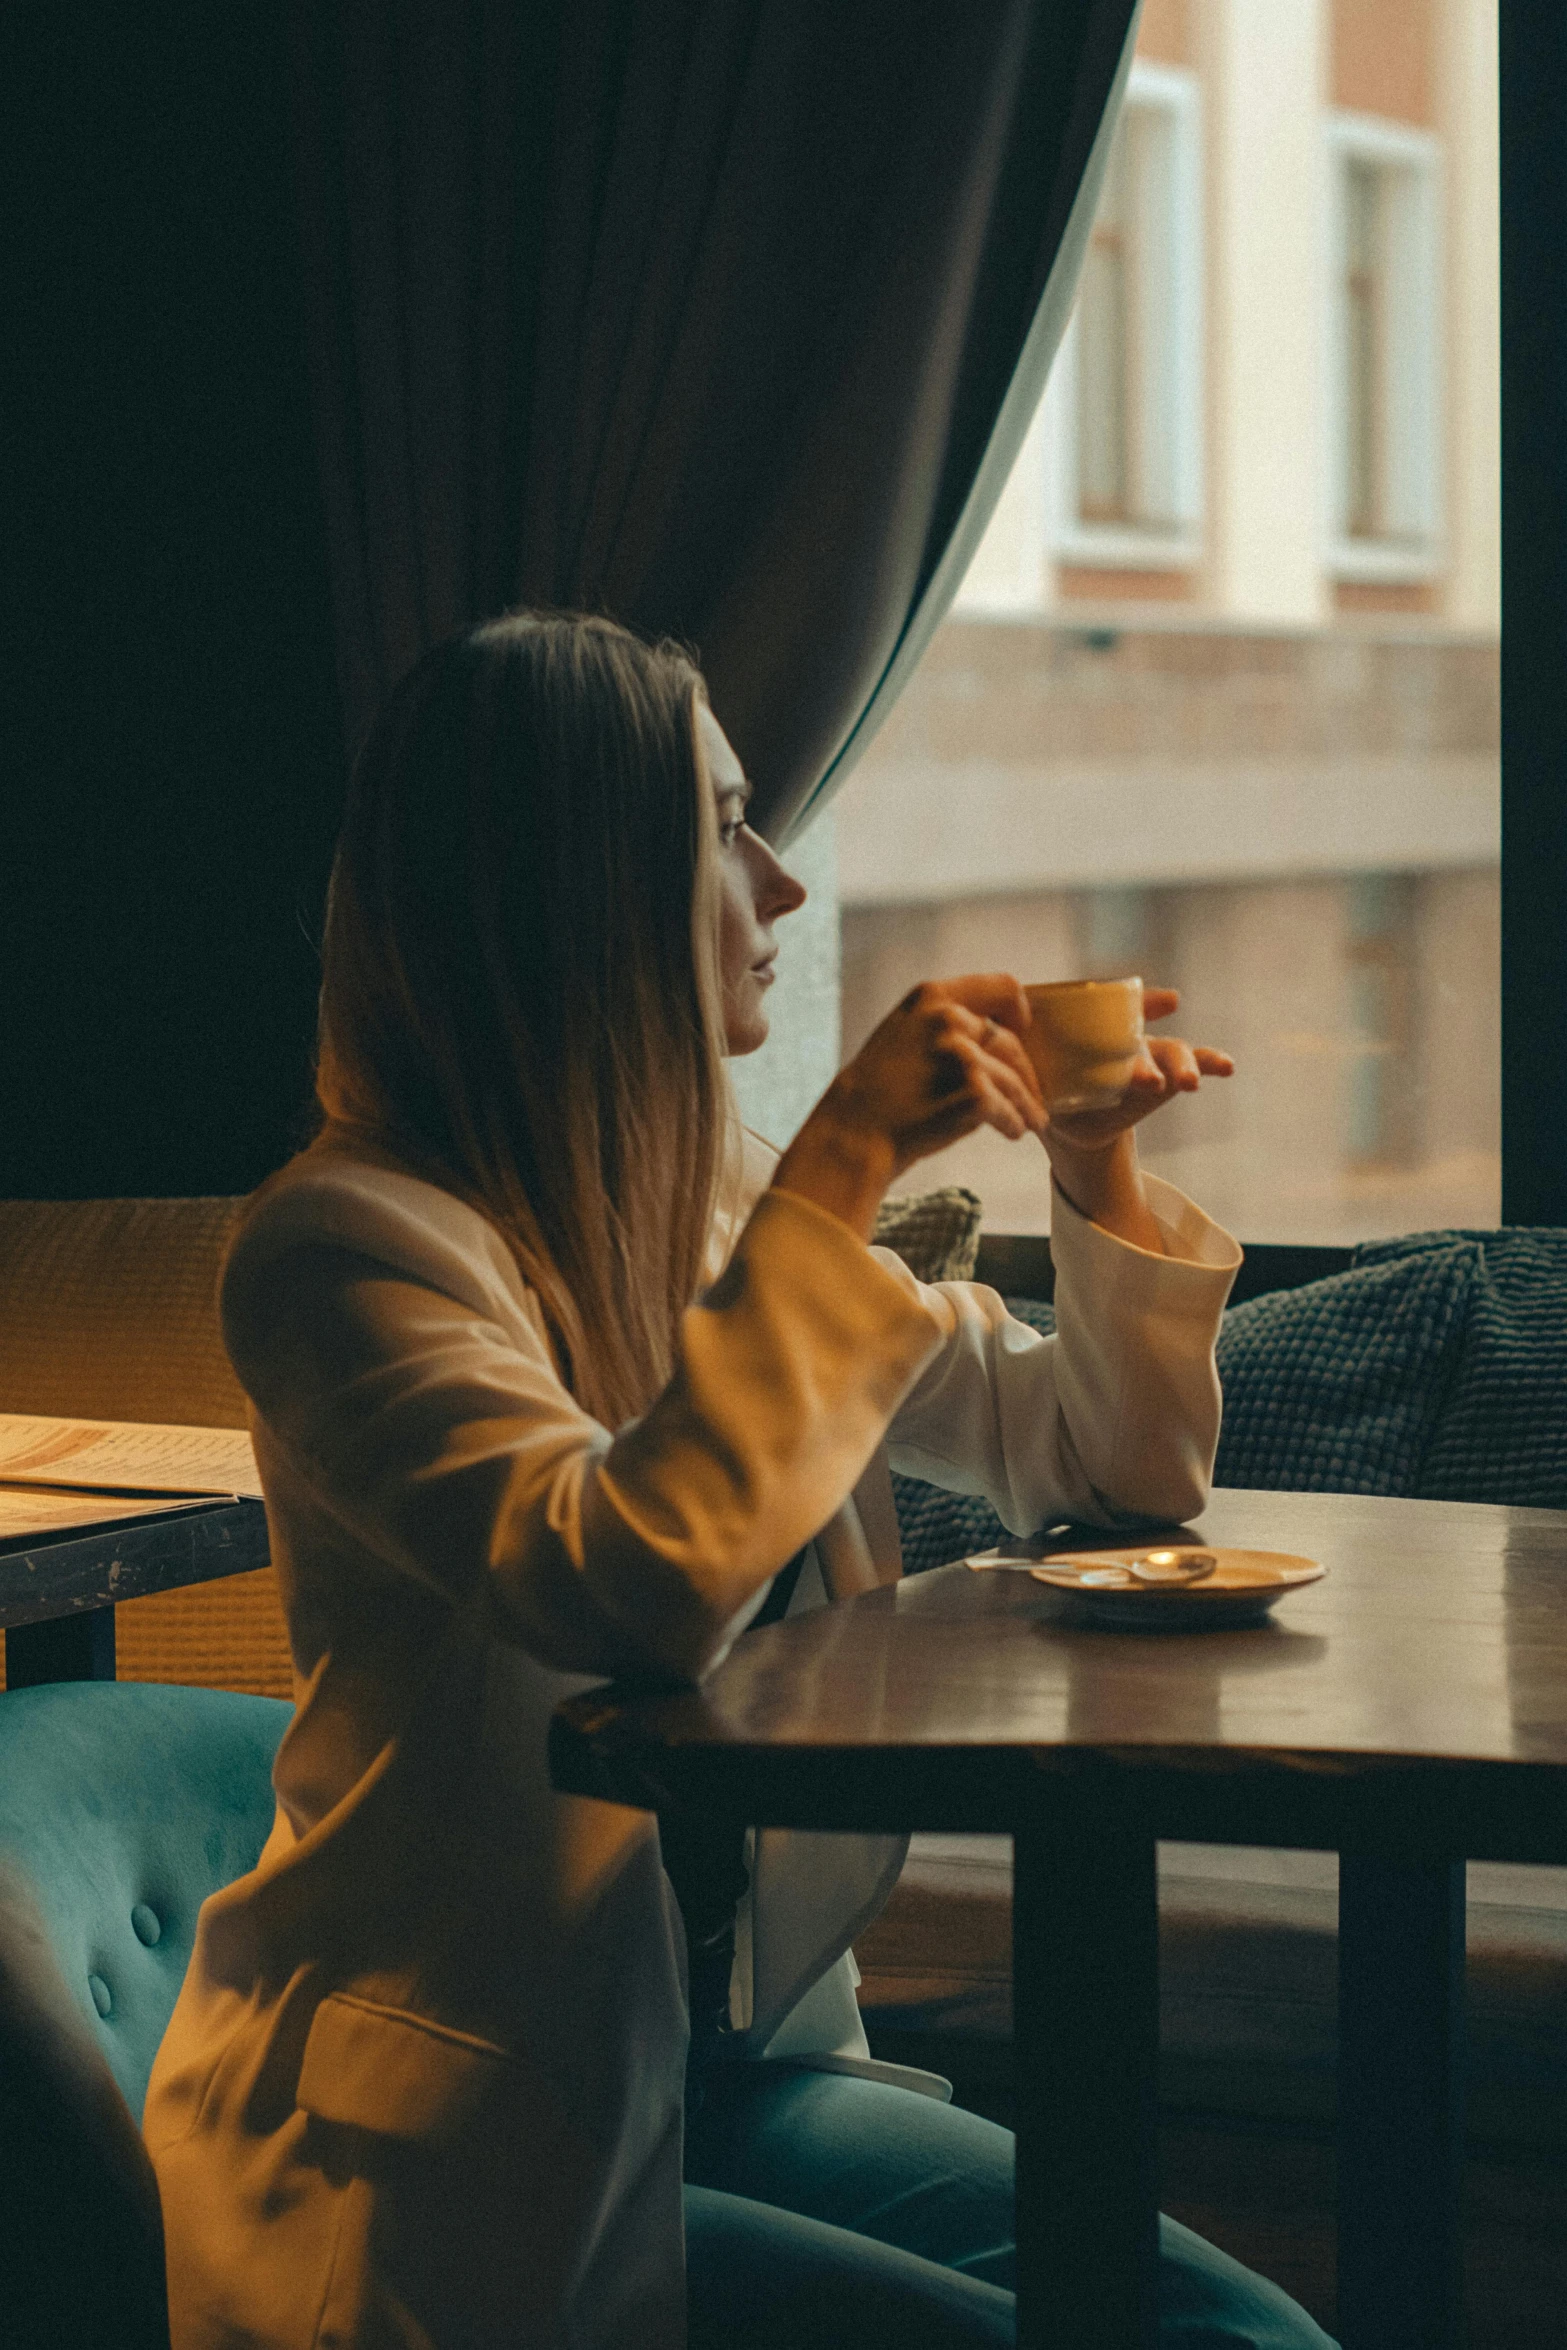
[1045,988,1232,1156]
[1043,987,1233,1250]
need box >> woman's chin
[723,1010,771,1058]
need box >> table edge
[0,1498,271,1629]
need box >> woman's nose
[751,836,807,920]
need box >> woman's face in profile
[697,700,807,1056]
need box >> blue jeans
[684,2066,1338,2350]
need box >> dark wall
[3,9,344,1198]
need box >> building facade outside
[816,0,1501,1243]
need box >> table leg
[1013,1812,1160,2350]
[1337,1854,1466,2350]
[4,1606,116,1687]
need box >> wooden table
[550,1487,1567,2350]
[0,1500,269,1684]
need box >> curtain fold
[291,0,1139,838]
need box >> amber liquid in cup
[1023,977,1145,1113]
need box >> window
[1325,113,1442,578]
[824,5,1500,1252]
[1048,62,1203,570]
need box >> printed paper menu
[0,1486,215,1541]
[0,1413,261,1500]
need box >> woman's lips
[752,957,777,986]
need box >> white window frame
[1045,59,1204,572]
[1322,110,1444,584]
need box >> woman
[145,612,1334,2349]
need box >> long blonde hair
[315,611,728,1428]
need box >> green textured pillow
[872,1187,983,1285]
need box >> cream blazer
[145,1130,1239,2350]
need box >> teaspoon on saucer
[1077,1548,1218,1589]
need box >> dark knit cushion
[872,1187,984,1285]
[1211,1240,1476,1496]
[1359,1228,1567,1508]
[888,1227,1567,1571]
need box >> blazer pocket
[297,1993,515,2146]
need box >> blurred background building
[734,0,1499,1246]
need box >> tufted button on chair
[0,1679,289,2350]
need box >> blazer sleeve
[221,1169,940,1687]
[881,1173,1241,1533]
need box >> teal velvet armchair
[0,1681,288,2350]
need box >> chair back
[0,1195,297,1697]
[0,1680,287,2350]
[0,1195,247,1427]
[0,1679,288,2118]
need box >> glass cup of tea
[1022,977,1145,1114]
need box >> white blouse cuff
[1050,1172,1241,1303]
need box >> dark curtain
[292,0,1138,838]
[1,3,1131,1198]
[2,9,344,1198]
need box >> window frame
[1499,0,1566,1225]
[1046,57,1205,574]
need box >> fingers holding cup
[1029,981,1233,1150]
[940,1008,1047,1139]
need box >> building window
[1325,114,1442,580]
[1076,138,1133,525]
[1047,61,1203,571]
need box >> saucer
[1023,1547,1325,1630]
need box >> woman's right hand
[771,975,1046,1240]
